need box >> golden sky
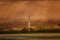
[0,1,60,23]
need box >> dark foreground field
[0,36,60,40]
[0,33,60,40]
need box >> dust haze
[0,1,60,31]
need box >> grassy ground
[0,29,60,34]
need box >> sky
[0,1,60,24]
